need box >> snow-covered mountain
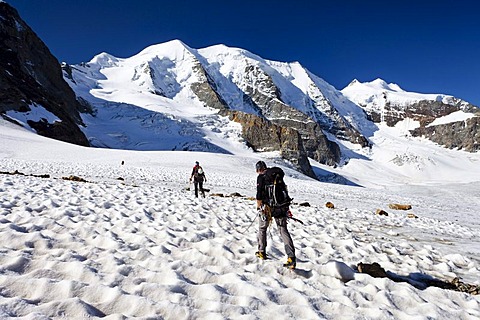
[342,78,473,113]
[63,39,376,177]
[60,40,479,183]
[1,1,479,185]
[342,79,480,152]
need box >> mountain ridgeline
[1,1,479,180]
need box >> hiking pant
[193,180,205,198]
[257,214,295,258]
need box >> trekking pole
[239,210,258,235]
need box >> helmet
[255,161,267,172]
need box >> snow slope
[1,119,479,319]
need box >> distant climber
[190,161,207,198]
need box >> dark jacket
[191,165,206,182]
[256,172,267,203]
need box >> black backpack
[264,167,293,208]
[193,166,205,181]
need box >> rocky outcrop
[363,98,480,152]
[190,62,229,111]
[189,62,344,168]
[366,100,470,127]
[189,62,316,177]
[0,2,89,146]
[295,121,340,166]
[221,110,316,178]
[239,65,341,165]
[411,117,480,151]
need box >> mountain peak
[131,39,197,64]
[89,52,120,66]
[137,39,192,54]
[345,78,404,93]
[160,39,191,51]
[370,78,389,89]
[347,79,360,87]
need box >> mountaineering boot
[283,257,296,269]
[255,251,267,260]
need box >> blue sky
[8,0,480,106]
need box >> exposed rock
[357,262,388,278]
[367,100,463,127]
[288,120,341,166]
[190,61,229,111]
[375,209,388,216]
[0,170,24,176]
[363,97,480,152]
[0,2,89,146]
[223,110,316,178]
[239,64,342,166]
[210,192,248,199]
[388,203,412,210]
[62,175,88,183]
[190,61,317,177]
[189,59,369,168]
[229,192,244,197]
[0,170,49,179]
[411,116,480,152]
[451,277,480,295]
[210,193,225,197]
[325,202,335,209]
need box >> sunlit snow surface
[1,119,479,319]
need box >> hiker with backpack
[255,160,296,269]
[190,161,207,198]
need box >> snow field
[1,162,479,318]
